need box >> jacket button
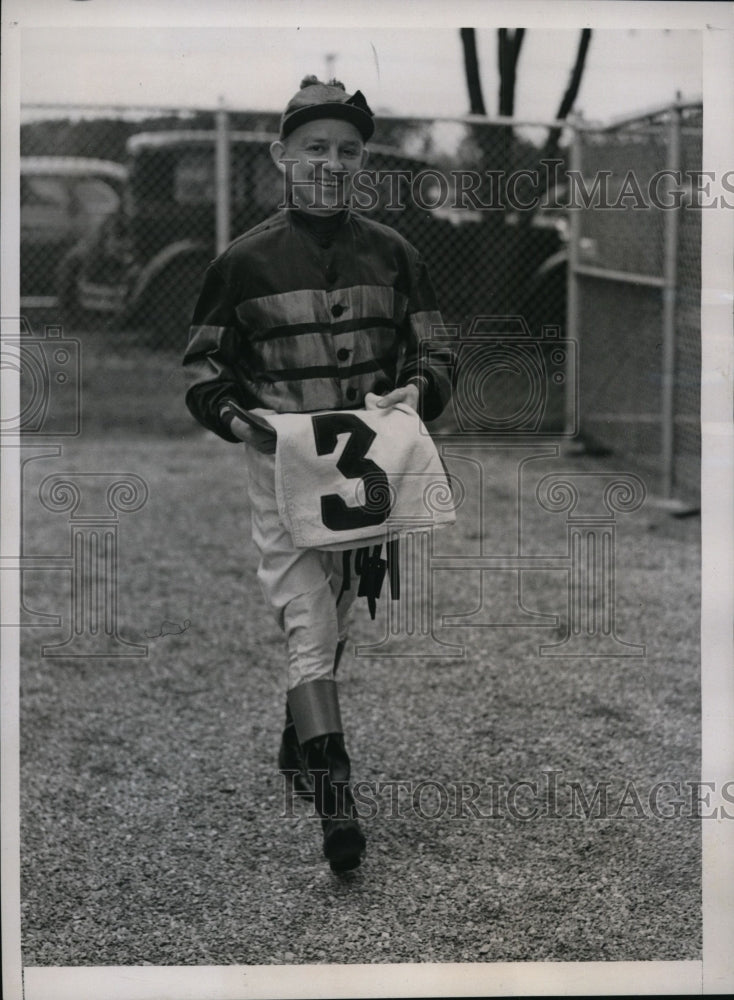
[345,387,357,401]
[331,303,344,317]
[336,347,350,361]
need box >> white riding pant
[244,445,357,689]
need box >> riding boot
[277,640,345,791]
[287,677,366,873]
[277,702,313,796]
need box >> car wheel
[55,252,85,328]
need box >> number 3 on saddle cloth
[255,397,456,618]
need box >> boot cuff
[287,678,343,744]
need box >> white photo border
[2,1,731,997]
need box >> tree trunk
[498,28,525,117]
[459,28,499,188]
[460,27,487,115]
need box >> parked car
[57,129,504,341]
[21,156,127,306]
[56,130,317,336]
[56,128,568,342]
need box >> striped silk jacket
[182,209,452,447]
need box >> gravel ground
[18,338,702,968]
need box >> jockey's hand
[374,383,420,411]
[220,401,277,452]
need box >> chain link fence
[18,101,702,492]
[19,104,572,432]
[569,102,702,506]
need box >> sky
[20,24,701,126]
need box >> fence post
[661,104,681,499]
[215,101,231,255]
[565,118,582,439]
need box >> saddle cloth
[255,396,455,551]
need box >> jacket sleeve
[397,254,454,423]
[182,261,257,443]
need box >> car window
[22,176,70,210]
[21,176,72,244]
[174,151,216,205]
[172,144,278,211]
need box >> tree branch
[542,28,592,166]
[555,27,592,122]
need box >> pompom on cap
[280,76,375,141]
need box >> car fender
[56,240,89,281]
[126,239,211,309]
[534,248,567,280]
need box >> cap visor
[281,102,374,141]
